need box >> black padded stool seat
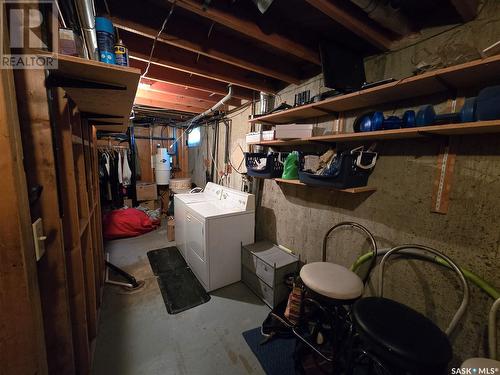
[353,297,452,372]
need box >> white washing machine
[174,182,222,258]
[175,183,255,291]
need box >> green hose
[350,252,499,300]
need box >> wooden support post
[14,68,76,374]
[0,47,48,375]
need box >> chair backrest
[378,244,469,337]
[322,221,377,284]
[488,298,500,360]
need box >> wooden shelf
[42,52,141,132]
[251,120,500,146]
[273,178,376,193]
[249,55,500,125]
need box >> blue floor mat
[242,328,296,375]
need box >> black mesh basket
[245,152,288,178]
[298,149,377,189]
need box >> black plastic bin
[298,150,377,189]
[245,152,288,178]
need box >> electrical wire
[141,1,176,79]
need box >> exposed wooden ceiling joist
[129,59,255,100]
[305,0,393,51]
[135,96,208,113]
[141,79,242,107]
[121,30,279,93]
[136,88,214,112]
[110,16,301,84]
[449,0,479,21]
[167,0,321,65]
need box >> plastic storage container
[246,131,262,144]
[298,148,377,189]
[245,152,288,178]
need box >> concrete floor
[92,224,270,375]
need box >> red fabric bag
[103,208,160,240]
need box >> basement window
[187,127,201,148]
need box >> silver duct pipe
[74,0,98,60]
[350,0,412,36]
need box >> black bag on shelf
[298,146,377,189]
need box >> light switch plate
[32,218,46,261]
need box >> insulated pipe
[350,249,500,300]
[378,245,469,337]
[189,85,233,125]
[74,0,98,59]
[350,0,412,36]
[489,298,500,360]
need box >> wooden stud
[305,0,393,50]
[54,91,91,373]
[0,34,48,375]
[14,68,76,375]
[130,59,255,100]
[109,2,302,84]
[170,0,321,65]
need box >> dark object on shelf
[311,89,343,103]
[269,102,293,114]
[298,147,377,189]
[476,85,500,121]
[319,41,366,92]
[147,247,210,314]
[355,110,416,132]
[416,97,476,126]
[245,152,288,178]
[361,78,397,90]
[294,90,310,107]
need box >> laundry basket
[298,147,377,189]
[245,152,288,178]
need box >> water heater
[155,147,171,185]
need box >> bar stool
[299,221,378,304]
[460,297,500,370]
[352,245,470,375]
[295,222,378,371]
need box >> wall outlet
[32,218,47,261]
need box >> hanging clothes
[118,150,123,184]
[122,150,132,186]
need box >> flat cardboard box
[139,200,160,211]
[136,181,157,201]
[275,123,314,139]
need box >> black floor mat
[147,246,187,275]
[147,247,210,314]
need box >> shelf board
[249,55,500,125]
[273,178,376,193]
[42,52,141,132]
[250,120,500,146]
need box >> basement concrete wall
[189,0,500,365]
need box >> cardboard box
[139,200,160,211]
[275,123,314,139]
[167,218,175,242]
[136,182,157,201]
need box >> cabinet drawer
[242,267,274,307]
[255,259,274,287]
